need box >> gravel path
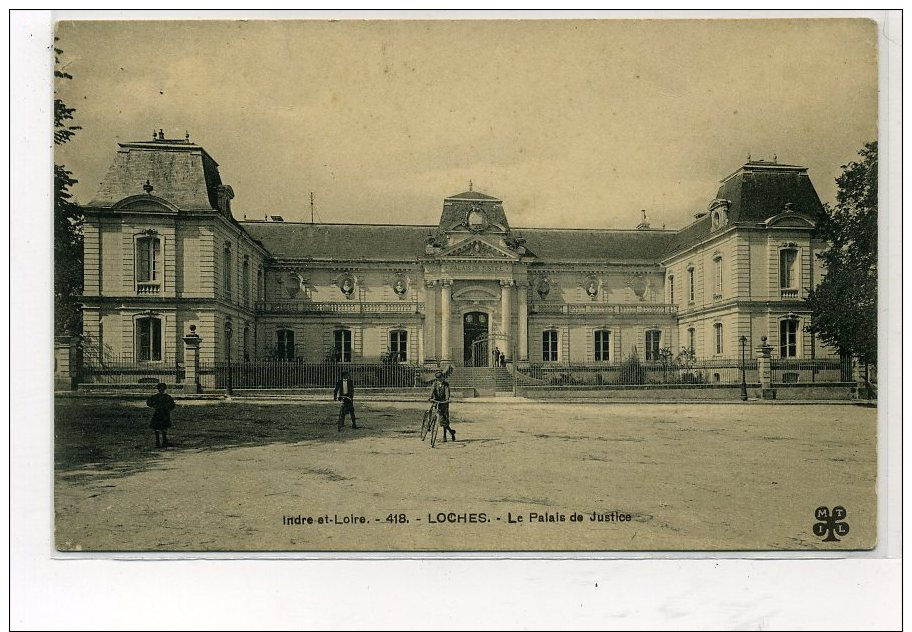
[54,399,876,551]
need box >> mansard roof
[240,221,675,264]
[87,137,223,210]
[715,160,824,224]
[664,160,825,256]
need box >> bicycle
[421,402,440,446]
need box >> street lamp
[739,335,748,401]
[225,321,234,397]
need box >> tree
[54,41,83,336]
[806,142,877,366]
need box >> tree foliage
[806,142,878,365]
[55,41,84,336]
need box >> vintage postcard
[52,18,882,552]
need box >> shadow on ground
[55,398,417,480]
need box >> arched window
[257,267,265,302]
[594,330,610,362]
[136,315,162,362]
[135,234,161,294]
[275,329,295,361]
[389,329,408,362]
[243,324,251,361]
[687,327,696,355]
[542,330,558,362]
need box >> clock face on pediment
[467,206,487,232]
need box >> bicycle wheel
[420,409,430,440]
[429,412,440,448]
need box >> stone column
[440,280,452,362]
[500,280,513,361]
[517,282,528,362]
[756,336,775,400]
[423,280,437,363]
[183,325,202,393]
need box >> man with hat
[333,370,358,431]
[429,371,456,442]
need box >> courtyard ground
[54,397,877,552]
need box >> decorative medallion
[285,271,302,299]
[584,276,599,299]
[338,272,356,298]
[536,277,551,300]
[392,274,408,299]
[467,205,487,232]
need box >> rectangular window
[276,329,294,360]
[542,330,558,362]
[687,328,695,355]
[714,257,723,299]
[714,323,724,355]
[257,268,264,302]
[135,237,161,292]
[243,326,250,361]
[594,330,610,362]
[780,249,798,288]
[242,257,250,307]
[223,246,232,298]
[334,329,352,362]
[688,268,695,303]
[645,330,661,361]
[668,276,674,304]
[389,330,408,362]
[136,316,162,362]
[780,319,799,358]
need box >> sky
[54,18,878,230]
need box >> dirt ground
[54,397,877,552]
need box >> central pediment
[438,237,518,260]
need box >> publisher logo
[813,506,849,542]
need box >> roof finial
[773,153,777,163]
[468,179,473,192]
[143,180,154,195]
[159,128,164,140]
[153,129,157,140]
[747,152,751,161]
[185,130,190,142]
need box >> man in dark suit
[333,370,358,431]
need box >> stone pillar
[757,336,775,400]
[440,280,452,362]
[182,325,202,393]
[517,282,528,362]
[54,335,79,391]
[500,280,513,361]
[423,280,437,364]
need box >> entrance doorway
[463,311,489,366]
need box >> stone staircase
[447,366,514,395]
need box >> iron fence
[770,357,854,384]
[519,356,853,387]
[79,353,184,385]
[197,359,427,390]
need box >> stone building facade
[79,133,835,367]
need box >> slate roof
[445,191,502,201]
[88,139,222,210]
[664,161,825,256]
[716,162,824,224]
[241,221,675,263]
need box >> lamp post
[225,321,234,397]
[739,335,748,401]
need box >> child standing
[146,382,176,448]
